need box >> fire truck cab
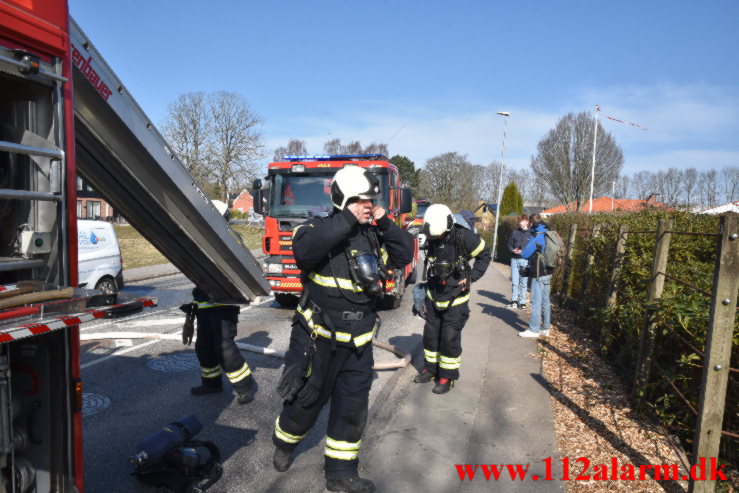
[254,154,419,308]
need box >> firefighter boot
[432,378,454,394]
[326,476,376,493]
[236,376,257,405]
[191,380,223,395]
[413,369,434,384]
[273,446,293,472]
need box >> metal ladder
[0,48,68,279]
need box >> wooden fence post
[633,218,673,403]
[688,214,739,493]
[559,223,578,307]
[601,224,629,349]
[578,223,601,318]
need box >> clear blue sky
[69,0,739,175]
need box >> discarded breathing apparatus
[130,415,222,493]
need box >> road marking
[120,317,185,328]
[80,296,276,369]
[81,338,162,369]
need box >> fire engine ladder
[0,48,70,283]
[69,19,269,303]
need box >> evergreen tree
[389,155,420,194]
[500,182,524,217]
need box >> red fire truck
[0,1,268,491]
[254,154,419,308]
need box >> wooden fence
[555,215,738,493]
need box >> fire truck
[253,155,419,308]
[410,199,431,247]
[0,1,268,491]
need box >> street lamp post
[491,111,510,261]
[589,105,599,213]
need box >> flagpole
[589,106,599,214]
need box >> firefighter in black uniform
[179,201,256,405]
[271,165,414,493]
[414,203,491,394]
[179,288,257,404]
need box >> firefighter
[414,204,491,394]
[180,287,257,404]
[271,166,414,493]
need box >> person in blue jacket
[518,213,553,338]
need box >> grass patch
[114,224,264,270]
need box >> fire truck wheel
[94,276,118,294]
[274,293,299,308]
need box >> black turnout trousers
[422,298,470,380]
[195,305,252,391]
[273,321,374,478]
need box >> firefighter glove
[179,303,196,345]
[297,379,321,407]
[277,362,307,402]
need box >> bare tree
[614,175,631,199]
[364,142,389,156]
[273,139,308,161]
[483,161,503,204]
[630,170,655,200]
[208,91,264,201]
[162,92,209,184]
[323,138,341,155]
[322,139,388,156]
[681,167,698,208]
[653,168,682,206]
[698,169,719,209]
[531,111,624,211]
[459,164,487,210]
[529,174,550,207]
[419,152,480,211]
[721,166,739,203]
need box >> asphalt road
[81,271,423,492]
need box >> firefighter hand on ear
[370,205,386,221]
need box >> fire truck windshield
[416,202,430,219]
[269,171,388,218]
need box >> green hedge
[519,210,737,467]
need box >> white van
[77,220,123,293]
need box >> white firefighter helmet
[330,166,381,210]
[423,203,454,238]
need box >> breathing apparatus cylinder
[130,415,203,465]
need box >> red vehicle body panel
[1,0,83,489]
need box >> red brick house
[230,189,254,213]
[542,194,667,215]
[76,177,117,220]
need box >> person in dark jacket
[506,214,530,310]
[518,213,553,338]
[414,203,491,394]
[271,165,414,493]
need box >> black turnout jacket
[292,207,414,345]
[425,225,491,304]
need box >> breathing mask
[428,259,454,280]
[348,251,382,297]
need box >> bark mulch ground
[538,304,691,492]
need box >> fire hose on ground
[79,332,411,371]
